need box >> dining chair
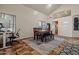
[8,29,20,45]
[43,31,54,42]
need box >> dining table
[33,28,54,42]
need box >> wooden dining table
[33,28,54,42]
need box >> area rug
[23,37,65,55]
[59,42,79,55]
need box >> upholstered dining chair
[43,31,54,42]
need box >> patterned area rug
[49,42,79,55]
[59,42,79,55]
[23,37,65,54]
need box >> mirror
[0,13,16,32]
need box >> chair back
[16,29,20,37]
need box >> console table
[0,32,12,49]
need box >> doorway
[55,21,58,35]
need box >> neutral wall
[0,4,47,39]
[48,4,79,37]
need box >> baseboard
[18,37,33,40]
[24,37,33,39]
[71,37,79,39]
[17,35,79,40]
[56,35,79,39]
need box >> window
[0,13,16,32]
[74,17,79,30]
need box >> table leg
[0,32,11,49]
[34,34,35,40]
[3,32,6,48]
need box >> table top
[37,29,50,33]
[0,32,12,35]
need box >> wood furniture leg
[34,34,35,40]
[41,34,43,42]
[52,34,54,40]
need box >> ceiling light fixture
[47,4,52,8]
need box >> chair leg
[37,35,39,40]
[45,36,47,42]
[50,35,52,39]
[52,34,54,40]
[41,35,43,42]
[9,38,12,45]
[34,35,35,40]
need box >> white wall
[0,4,79,38]
[0,4,47,39]
[48,4,79,37]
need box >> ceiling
[23,4,61,15]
